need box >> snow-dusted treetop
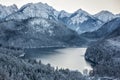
[0,4,18,19]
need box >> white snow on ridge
[68,9,92,25]
[94,11,117,22]
[58,10,71,18]
[5,2,58,20]
[0,2,119,35]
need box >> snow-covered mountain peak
[58,10,71,18]
[20,2,54,11]
[1,2,104,35]
[94,10,116,22]
[98,10,113,14]
[5,2,58,21]
[67,9,92,25]
[0,4,18,19]
[19,2,56,17]
[62,8,104,34]
[74,9,90,16]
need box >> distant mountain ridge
[80,18,120,39]
[94,10,119,23]
[0,2,120,48]
[0,2,119,34]
[59,9,103,34]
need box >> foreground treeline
[0,47,119,80]
[1,47,115,80]
[0,47,88,80]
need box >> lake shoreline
[23,47,92,73]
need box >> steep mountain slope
[58,10,71,23]
[0,4,18,19]
[94,11,117,23]
[59,9,103,34]
[0,17,83,48]
[1,3,119,36]
[5,3,59,21]
[0,2,118,48]
[4,3,103,34]
[85,18,120,78]
[81,18,120,39]
[58,10,71,19]
[0,3,96,48]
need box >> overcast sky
[0,0,120,14]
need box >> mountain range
[0,2,120,79]
[1,3,120,32]
[0,2,120,48]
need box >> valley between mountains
[0,2,120,80]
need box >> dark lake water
[23,47,92,73]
